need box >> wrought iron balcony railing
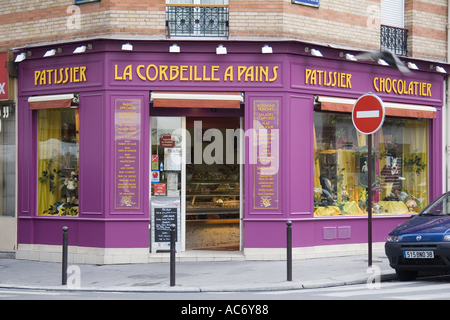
[166,4,229,38]
[381,25,408,57]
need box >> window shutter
[381,0,404,28]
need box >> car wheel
[395,269,418,281]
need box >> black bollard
[286,221,292,281]
[170,224,176,287]
[62,226,68,285]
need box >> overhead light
[311,49,323,57]
[74,46,86,53]
[122,43,133,51]
[345,53,357,61]
[169,44,180,53]
[306,47,323,57]
[74,44,92,53]
[339,52,357,61]
[378,59,389,66]
[44,49,56,57]
[407,62,418,70]
[262,44,273,54]
[436,66,447,73]
[15,52,26,62]
[216,44,227,55]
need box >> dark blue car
[385,192,450,281]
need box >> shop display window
[37,108,79,216]
[314,111,428,217]
[0,105,15,217]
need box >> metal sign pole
[352,93,384,268]
[367,135,372,267]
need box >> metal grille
[399,256,446,266]
[381,25,408,57]
[166,5,229,38]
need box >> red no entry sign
[352,93,385,135]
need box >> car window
[422,195,450,216]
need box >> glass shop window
[37,108,79,216]
[314,112,429,217]
[0,104,15,217]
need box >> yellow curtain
[337,130,367,202]
[357,131,366,148]
[337,149,358,201]
[37,109,62,215]
[76,110,79,169]
[313,124,321,189]
[377,128,392,200]
[403,120,428,209]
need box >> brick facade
[405,0,448,61]
[0,0,447,61]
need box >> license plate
[403,251,434,259]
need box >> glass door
[185,117,241,250]
[150,115,243,252]
[150,117,186,253]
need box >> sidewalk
[0,250,398,293]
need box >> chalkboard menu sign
[154,207,177,242]
[151,197,180,253]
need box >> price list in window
[114,98,141,210]
[253,100,279,210]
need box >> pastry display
[185,180,240,220]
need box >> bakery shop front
[15,39,447,264]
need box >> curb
[0,271,398,293]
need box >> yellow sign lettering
[260,66,269,82]
[202,66,211,81]
[211,65,220,81]
[180,65,188,81]
[35,71,40,86]
[372,76,432,97]
[159,65,168,81]
[170,65,179,81]
[136,65,146,81]
[305,69,351,89]
[115,65,122,80]
[237,66,246,82]
[224,66,233,81]
[123,65,133,80]
[194,66,202,81]
[33,66,88,86]
[146,64,158,81]
[269,66,278,82]
[109,64,280,83]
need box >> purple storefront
[14,39,447,264]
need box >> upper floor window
[380,0,408,56]
[166,0,229,38]
[381,0,404,29]
[167,0,228,4]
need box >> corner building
[1,0,449,264]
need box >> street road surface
[2,276,450,301]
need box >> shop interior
[151,116,242,251]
